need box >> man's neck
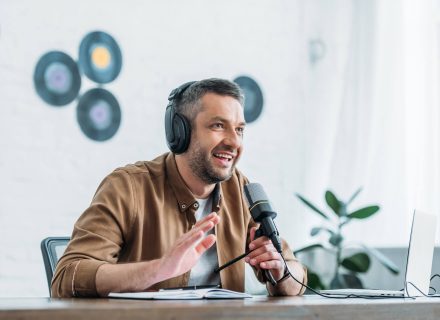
[175,154,215,199]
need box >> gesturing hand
[245,226,285,281]
[158,212,220,280]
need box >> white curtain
[299,0,440,247]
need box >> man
[52,78,306,298]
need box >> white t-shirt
[187,196,221,286]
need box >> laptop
[319,210,437,297]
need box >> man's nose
[223,129,242,149]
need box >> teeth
[214,153,233,160]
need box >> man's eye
[212,123,224,129]
[236,127,245,135]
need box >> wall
[2,0,437,298]
[0,0,308,297]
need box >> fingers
[249,235,271,251]
[245,240,285,280]
[159,213,220,279]
[175,213,220,249]
[177,229,204,251]
[249,227,256,242]
[258,259,284,270]
[195,234,216,255]
[247,243,277,260]
[246,250,281,267]
[194,212,219,228]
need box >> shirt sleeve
[51,170,136,297]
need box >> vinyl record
[77,88,121,141]
[78,31,122,84]
[233,76,263,123]
[34,51,81,106]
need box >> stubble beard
[187,141,235,185]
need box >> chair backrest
[40,237,70,295]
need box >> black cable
[405,279,440,298]
[430,273,440,282]
[217,249,416,299]
[214,250,253,273]
[429,274,440,295]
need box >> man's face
[186,93,245,184]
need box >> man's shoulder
[112,153,169,178]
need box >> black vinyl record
[233,76,264,123]
[34,51,81,106]
[78,31,122,84]
[76,88,121,141]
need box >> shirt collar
[165,153,222,213]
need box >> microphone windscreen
[244,183,269,206]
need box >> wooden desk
[0,295,439,320]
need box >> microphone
[244,183,282,253]
[244,183,282,285]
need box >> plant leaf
[310,227,321,236]
[293,243,324,255]
[341,252,371,273]
[296,193,329,220]
[310,227,334,237]
[346,187,363,206]
[307,271,326,290]
[361,245,400,275]
[329,233,343,246]
[339,203,348,217]
[347,205,380,219]
[325,190,342,216]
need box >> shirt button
[181,204,186,209]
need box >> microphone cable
[216,249,414,299]
[278,253,414,300]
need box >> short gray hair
[175,78,244,126]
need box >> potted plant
[294,188,399,289]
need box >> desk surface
[1,295,439,320]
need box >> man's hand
[158,212,220,280]
[245,226,285,281]
[96,212,220,296]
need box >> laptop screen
[404,210,437,296]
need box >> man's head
[174,78,244,128]
[170,78,246,185]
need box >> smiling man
[51,78,307,298]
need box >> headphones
[165,81,196,154]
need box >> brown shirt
[51,152,301,297]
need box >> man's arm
[95,212,220,296]
[51,169,221,297]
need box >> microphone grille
[244,183,269,206]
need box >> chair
[40,237,70,295]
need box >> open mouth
[213,153,234,162]
[213,152,234,165]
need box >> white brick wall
[0,0,310,297]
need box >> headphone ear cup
[165,104,191,154]
[165,81,196,154]
[165,104,175,147]
[172,113,191,154]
